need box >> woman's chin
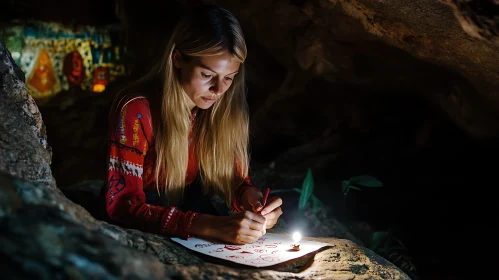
[196,101,215,109]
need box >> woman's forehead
[194,52,240,75]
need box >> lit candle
[291,232,301,251]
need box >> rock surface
[205,0,499,141]
[0,40,410,279]
[0,41,53,187]
[442,0,499,44]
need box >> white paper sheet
[171,233,329,267]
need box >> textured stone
[0,40,49,152]
[0,172,409,279]
[0,94,54,188]
[0,39,54,192]
[442,0,499,44]
[207,0,499,139]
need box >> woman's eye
[225,77,233,81]
[201,73,212,78]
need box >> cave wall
[2,1,499,278]
[197,0,499,143]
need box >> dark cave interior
[2,1,499,279]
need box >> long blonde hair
[113,5,249,207]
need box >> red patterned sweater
[103,96,259,239]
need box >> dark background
[2,1,498,279]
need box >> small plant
[298,168,314,211]
[342,175,383,196]
[271,172,384,213]
[270,168,323,214]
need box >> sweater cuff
[160,207,180,236]
[176,211,201,240]
[185,212,202,240]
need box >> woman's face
[173,50,241,110]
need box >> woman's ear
[172,50,182,68]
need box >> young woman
[102,5,283,245]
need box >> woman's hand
[261,196,283,229]
[240,188,283,229]
[239,187,264,213]
[190,212,266,245]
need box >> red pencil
[262,188,270,206]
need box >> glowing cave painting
[0,21,126,101]
[171,233,329,267]
[27,48,60,96]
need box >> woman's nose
[209,79,224,96]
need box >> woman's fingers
[260,197,283,215]
[234,233,260,244]
[244,210,266,224]
[263,207,282,221]
[241,211,266,231]
[252,201,263,212]
[240,188,263,213]
[238,226,263,238]
[263,207,282,228]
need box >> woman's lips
[202,97,216,103]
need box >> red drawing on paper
[209,247,225,253]
[224,245,241,251]
[255,237,269,244]
[171,233,329,267]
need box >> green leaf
[348,185,362,191]
[349,175,383,188]
[298,168,314,210]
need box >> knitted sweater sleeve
[104,98,199,239]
